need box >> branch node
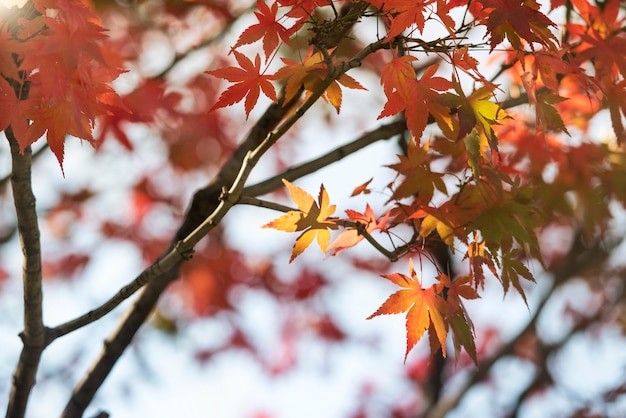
[174,241,194,261]
[219,186,230,202]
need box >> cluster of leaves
[205,0,626,362]
[0,0,128,169]
[3,1,626,416]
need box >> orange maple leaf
[379,62,451,141]
[263,179,338,262]
[350,177,373,196]
[275,46,366,113]
[387,138,447,202]
[232,0,295,59]
[208,51,278,118]
[368,259,447,361]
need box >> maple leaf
[479,0,558,51]
[0,26,23,81]
[568,0,626,79]
[535,91,569,133]
[232,0,295,59]
[435,274,479,364]
[0,77,25,134]
[350,178,373,196]
[367,259,447,361]
[263,179,338,262]
[208,51,278,118]
[418,212,455,250]
[602,79,626,143]
[463,129,483,178]
[500,249,535,305]
[274,46,328,104]
[387,138,447,202]
[21,95,95,170]
[277,0,326,21]
[463,240,498,289]
[274,46,366,113]
[441,80,508,152]
[328,204,389,255]
[379,62,451,141]
[11,0,127,170]
[379,54,418,102]
[436,274,480,313]
[367,0,435,39]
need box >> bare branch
[5,128,45,418]
[45,242,193,343]
[244,120,406,197]
[238,195,295,213]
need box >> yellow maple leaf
[263,179,337,262]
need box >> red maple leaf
[379,61,451,141]
[11,0,127,170]
[232,0,295,59]
[479,0,558,51]
[367,0,435,39]
[208,51,278,118]
[277,0,326,20]
[328,204,389,255]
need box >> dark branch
[5,128,45,418]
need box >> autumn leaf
[368,259,447,361]
[387,139,447,202]
[479,0,559,51]
[12,0,127,170]
[419,212,455,250]
[350,178,373,196]
[463,129,483,178]
[328,204,389,255]
[435,274,479,364]
[263,179,338,262]
[463,240,498,289]
[21,95,95,170]
[275,46,366,113]
[440,80,508,153]
[379,62,451,141]
[208,51,278,118]
[500,249,536,305]
[366,0,435,39]
[568,0,626,79]
[535,91,569,133]
[379,54,418,102]
[603,79,626,143]
[0,77,24,134]
[232,0,295,59]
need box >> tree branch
[59,37,388,416]
[6,128,45,418]
[243,119,406,197]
